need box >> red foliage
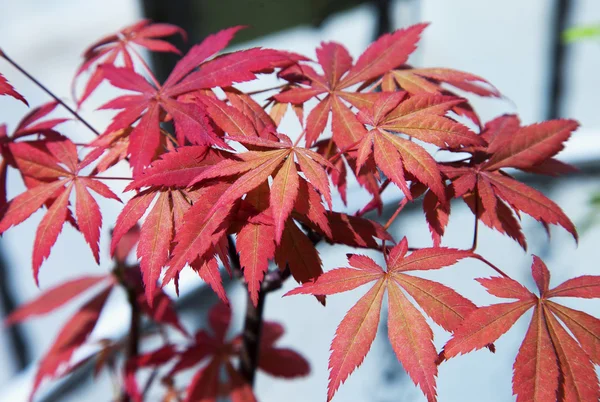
[1,20,595,402]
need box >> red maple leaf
[112,145,230,305]
[166,302,308,402]
[73,19,186,105]
[5,277,115,400]
[99,26,303,175]
[286,237,475,402]
[0,134,120,282]
[354,91,483,200]
[0,71,28,105]
[425,114,578,248]
[442,256,600,401]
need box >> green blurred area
[563,24,600,43]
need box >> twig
[235,230,321,386]
[0,49,101,136]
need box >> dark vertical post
[374,0,393,38]
[0,250,30,371]
[547,0,572,120]
[139,0,195,83]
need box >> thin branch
[0,49,101,136]
[472,254,511,279]
[128,45,162,89]
[120,284,140,402]
[235,229,321,387]
[238,287,266,386]
[470,188,480,252]
[384,198,409,230]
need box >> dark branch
[0,49,101,136]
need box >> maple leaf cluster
[0,20,598,402]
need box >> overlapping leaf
[0,135,120,282]
[100,26,302,174]
[73,19,186,105]
[354,91,482,200]
[165,303,308,402]
[427,114,579,248]
[442,256,600,401]
[286,237,475,401]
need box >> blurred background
[0,0,599,401]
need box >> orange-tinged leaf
[327,279,385,401]
[294,150,332,208]
[138,191,173,305]
[394,274,477,333]
[443,301,534,358]
[200,95,258,138]
[388,245,472,273]
[483,120,579,171]
[384,132,445,201]
[285,268,382,297]
[512,307,559,402]
[475,276,536,301]
[237,221,276,306]
[166,182,232,281]
[305,96,331,146]
[270,155,299,243]
[387,281,438,402]
[373,133,411,197]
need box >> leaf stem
[383,197,408,230]
[472,254,511,278]
[246,84,286,96]
[85,175,132,181]
[0,49,101,136]
[470,189,480,252]
[128,45,162,89]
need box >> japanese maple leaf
[73,19,186,105]
[383,67,501,98]
[381,66,501,127]
[0,71,27,105]
[442,256,600,402]
[0,101,69,207]
[5,277,115,400]
[0,135,120,283]
[427,114,579,248]
[354,91,483,200]
[193,133,334,242]
[100,26,303,175]
[161,133,332,291]
[286,238,475,402]
[112,146,230,305]
[274,24,428,148]
[167,303,308,402]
